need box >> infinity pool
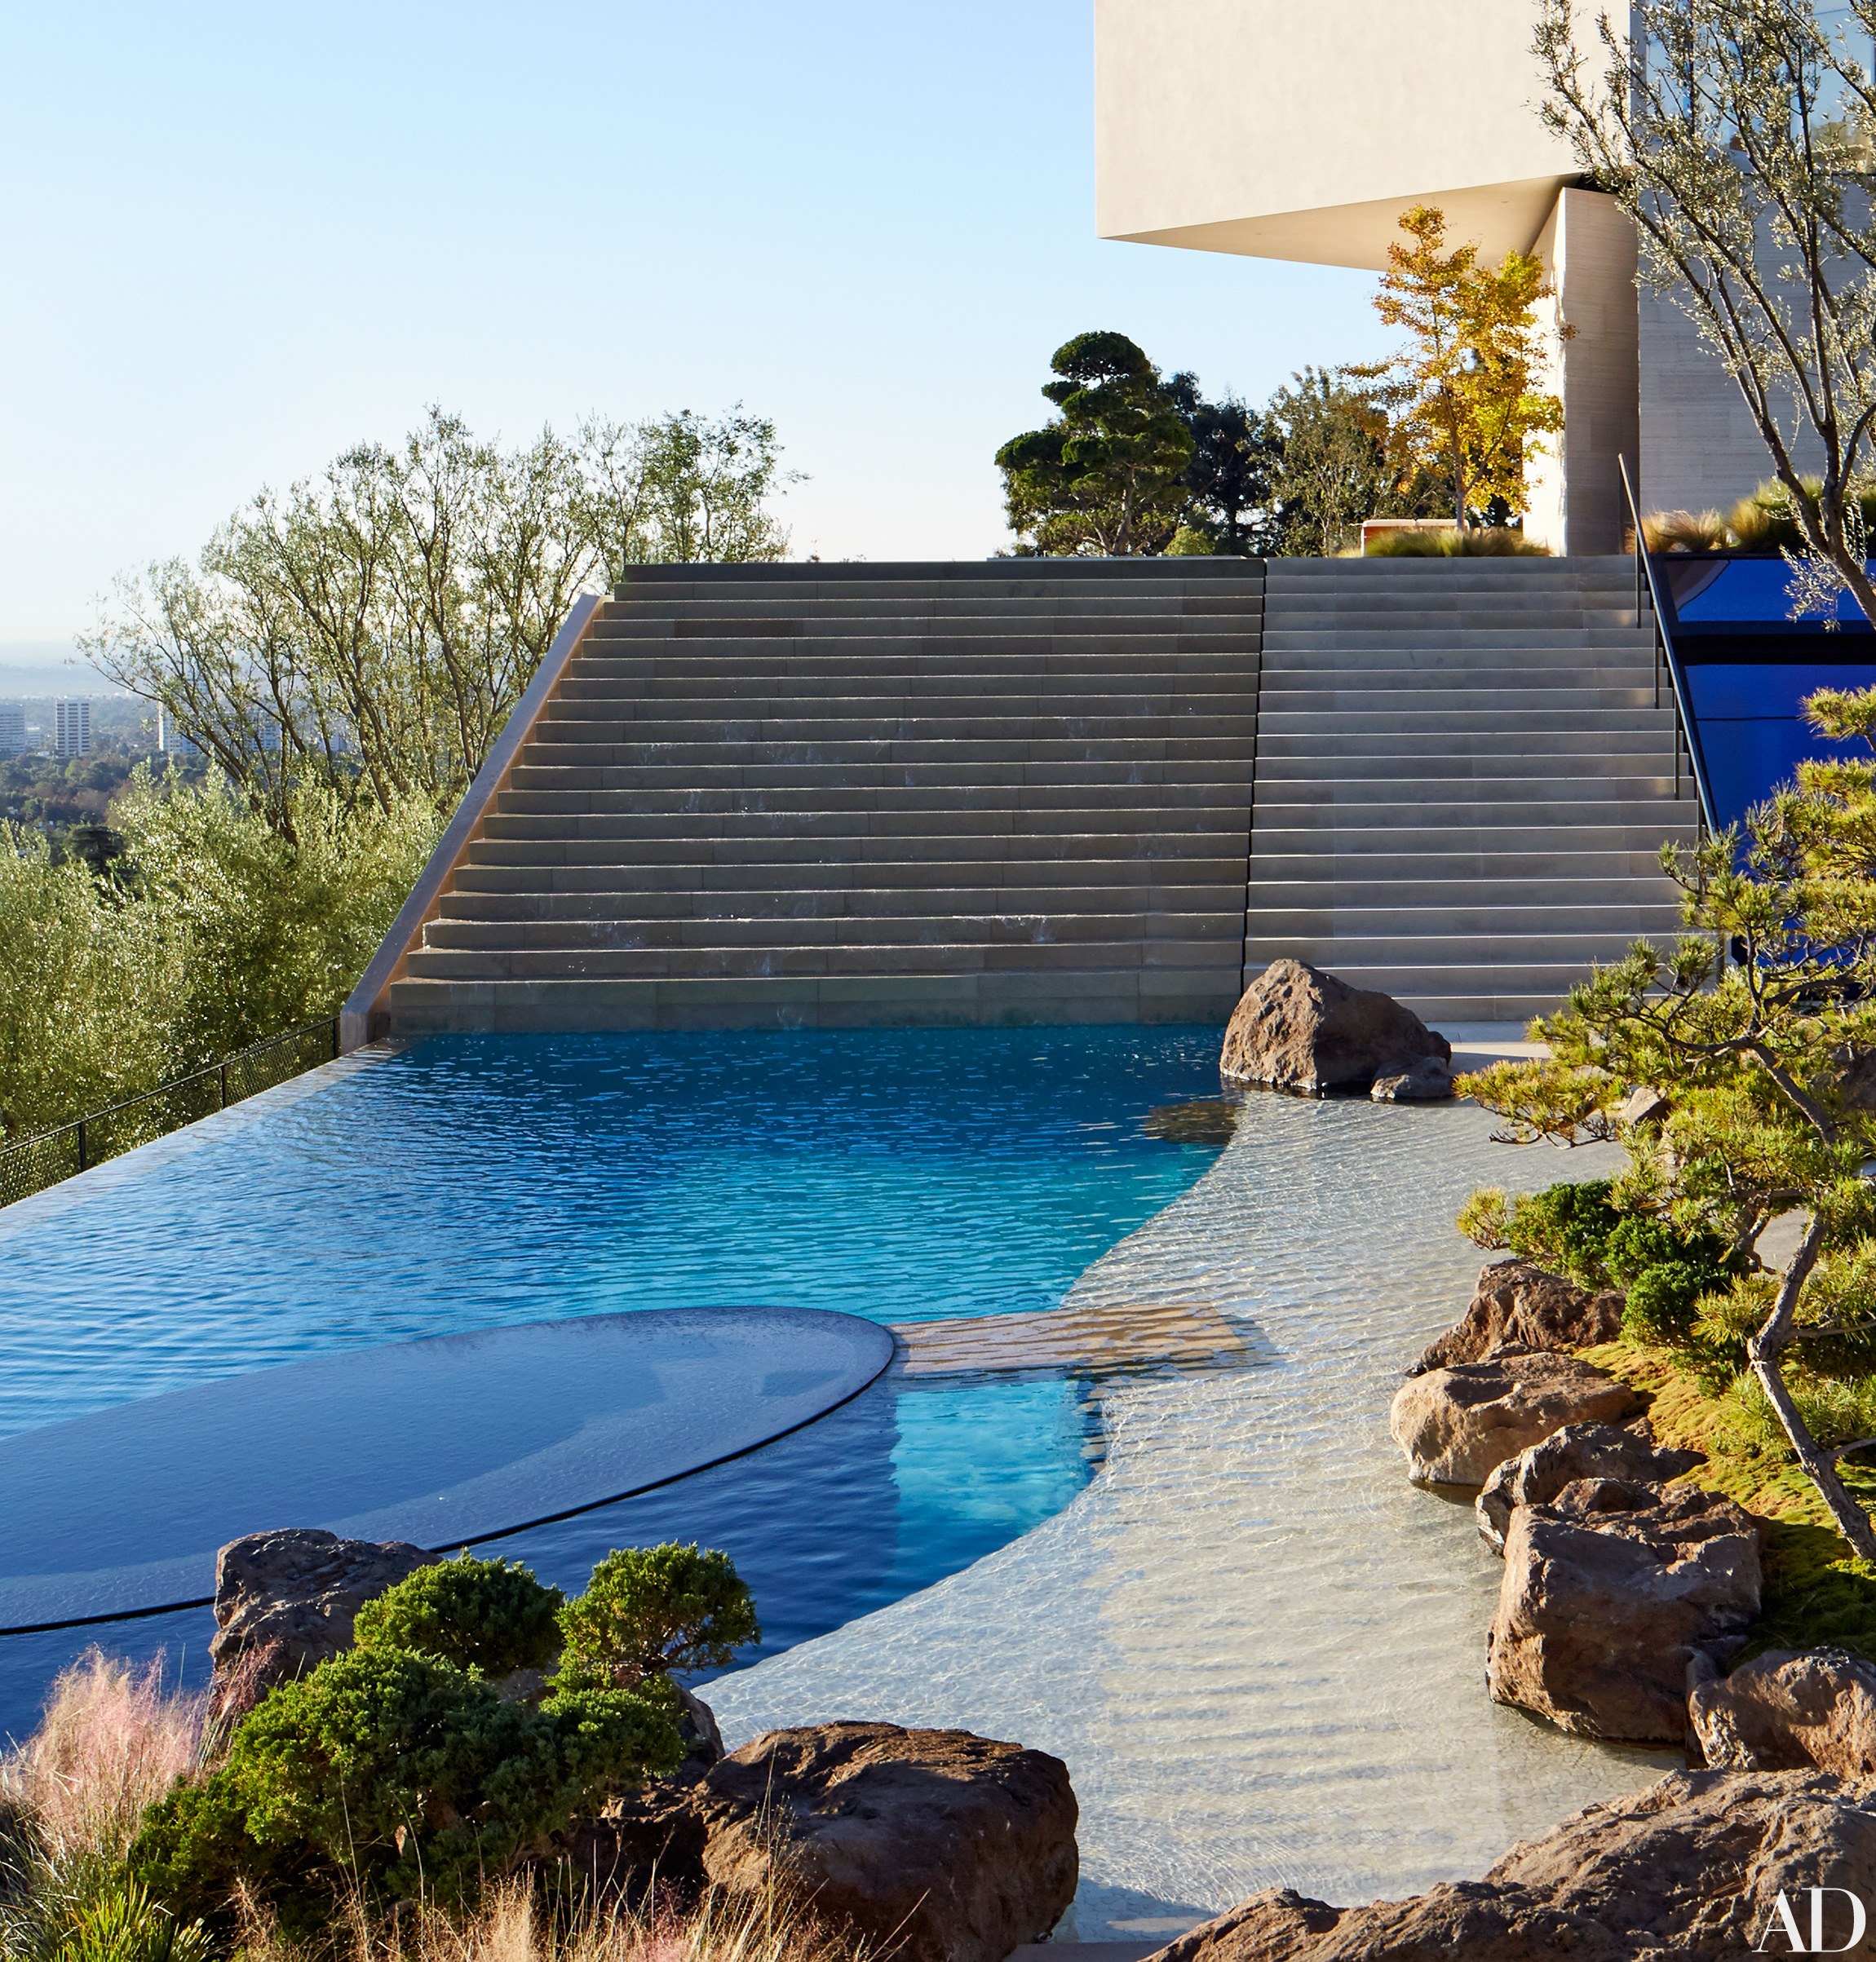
[0,1027,1228,1737]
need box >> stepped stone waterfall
[360,555,1697,1038]
[383,560,1266,1032]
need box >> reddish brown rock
[1690,1647,1876,1774]
[1219,959,1448,1094]
[1475,1420,1705,1554]
[208,1527,437,1699]
[564,1722,1077,1962]
[1138,1770,1876,1961]
[1414,1260,1625,1374]
[1488,1477,1762,1742]
[696,1723,1076,1962]
[1389,1348,1638,1487]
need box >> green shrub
[352,1554,564,1676]
[131,1648,680,1926]
[556,1544,759,1689]
[1498,1178,1623,1288]
[1623,1260,1731,1344]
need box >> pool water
[0,1027,1227,1738]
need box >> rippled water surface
[0,1029,1223,1434]
[706,1092,1677,1938]
[0,1028,1222,1736]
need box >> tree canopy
[82,406,797,836]
[996,332,1197,555]
[1354,205,1562,530]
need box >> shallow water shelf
[0,1307,893,1629]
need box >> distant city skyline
[0,2,1389,644]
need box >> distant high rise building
[0,705,24,756]
[156,708,200,760]
[55,699,91,758]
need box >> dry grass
[1640,508,1730,553]
[0,1649,205,1864]
[233,1881,867,1962]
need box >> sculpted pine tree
[996,332,1195,555]
[1462,685,1876,1562]
[1354,205,1563,531]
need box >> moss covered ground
[1582,1339,1876,1659]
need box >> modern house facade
[1092,0,1775,548]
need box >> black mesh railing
[0,1019,341,1210]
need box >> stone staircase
[1245,555,1695,1023]
[384,560,1266,1032]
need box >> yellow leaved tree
[1357,205,1565,532]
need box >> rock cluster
[1139,1769,1876,1962]
[208,1527,437,1698]
[1488,1477,1761,1741]
[1219,959,1450,1095]
[565,1721,1077,1962]
[1414,1259,1625,1374]
[1476,1420,1705,1555]
[1388,1347,1638,1487]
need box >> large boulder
[1691,1647,1876,1774]
[208,1527,437,1699]
[1488,1477,1762,1742]
[564,1722,1077,1962]
[1475,1420,1706,1554]
[1219,959,1449,1094]
[1388,1348,1639,1487]
[1413,1259,1625,1375]
[1139,1769,1876,1961]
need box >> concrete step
[1250,822,1696,855]
[423,908,1241,952]
[1264,686,1662,714]
[453,855,1250,892]
[438,881,1241,921]
[383,970,1246,1033]
[1245,900,1681,935]
[588,621,1263,649]
[516,736,1259,769]
[1259,705,1673,733]
[1242,930,1661,965]
[402,937,1240,979]
[538,698,1263,730]
[465,830,1246,866]
[1253,748,1676,780]
[482,804,1256,839]
[1246,872,1678,904]
[598,593,1265,623]
[498,775,1252,808]
[1252,781,1677,811]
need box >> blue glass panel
[1670,559,1876,624]
[1682,661,1876,827]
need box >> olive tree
[84,407,796,836]
[1537,0,1876,618]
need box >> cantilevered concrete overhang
[1095,0,1653,553]
[1095,0,1580,269]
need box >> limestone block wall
[1637,295,1796,517]
[1524,189,1639,556]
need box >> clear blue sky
[0,1,1392,654]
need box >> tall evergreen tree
[996,333,1195,555]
